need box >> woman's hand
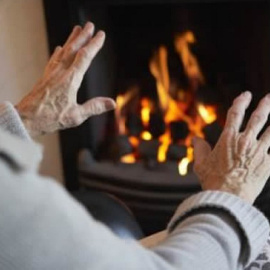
[193,91,270,204]
[16,22,116,137]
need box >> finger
[71,30,106,75]
[62,25,82,50]
[258,126,270,150]
[192,137,211,168]
[224,91,252,132]
[80,97,116,120]
[244,93,270,139]
[44,46,63,75]
[62,22,95,65]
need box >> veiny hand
[193,91,270,203]
[16,22,116,137]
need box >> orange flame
[174,31,205,85]
[141,98,152,127]
[157,130,171,162]
[178,146,193,175]
[121,153,136,164]
[115,87,139,135]
[198,104,217,124]
[141,131,152,141]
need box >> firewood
[167,144,187,160]
[169,121,189,142]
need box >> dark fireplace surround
[44,0,270,233]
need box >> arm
[0,92,268,269]
[0,131,267,270]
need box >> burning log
[169,121,189,142]
[126,113,143,136]
[149,113,166,138]
[167,144,187,160]
[202,121,223,146]
[138,139,160,160]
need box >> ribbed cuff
[168,191,269,265]
[0,102,31,140]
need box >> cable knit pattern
[0,102,30,140]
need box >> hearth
[44,0,270,234]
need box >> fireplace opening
[44,0,270,235]
[92,2,270,173]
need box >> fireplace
[44,0,270,234]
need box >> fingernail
[105,99,116,111]
[85,22,94,30]
[266,93,270,99]
[97,30,105,38]
[242,91,251,97]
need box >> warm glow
[141,98,151,127]
[121,153,136,164]
[116,95,126,134]
[149,46,170,111]
[178,146,194,176]
[174,31,205,84]
[141,131,152,141]
[158,131,171,162]
[198,104,217,124]
[115,87,139,135]
[129,136,140,148]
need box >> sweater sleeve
[0,148,268,270]
[0,103,268,270]
[0,101,30,140]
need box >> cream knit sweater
[0,101,268,270]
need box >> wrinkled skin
[193,91,270,203]
[16,22,116,137]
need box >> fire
[115,87,139,134]
[178,146,194,175]
[141,98,151,127]
[157,130,171,162]
[121,153,136,164]
[198,104,217,124]
[129,136,140,148]
[116,30,219,176]
[174,31,205,85]
[115,95,126,134]
[141,131,152,141]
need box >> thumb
[80,97,116,119]
[192,137,211,167]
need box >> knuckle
[228,108,241,119]
[251,113,264,123]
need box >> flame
[141,98,151,127]
[121,153,136,164]
[198,104,217,124]
[157,130,171,162]
[149,46,170,111]
[141,131,152,141]
[178,146,194,175]
[129,136,140,148]
[174,31,205,85]
[115,87,139,135]
[116,95,126,134]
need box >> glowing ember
[141,98,151,127]
[158,130,171,162]
[129,136,140,148]
[121,153,136,164]
[141,131,152,141]
[198,104,217,124]
[115,30,219,176]
[178,147,194,175]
